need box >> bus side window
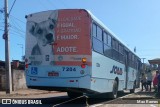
[92,23,103,54]
[119,44,124,63]
[97,26,102,41]
[103,32,107,44]
[129,52,132,67]
[135,57,137,69]
[103,32,112,58]
[112,39,119,60]
[132,55,134,68]
[108,34,112,47]
[133,55,137,69]
[92,23,97,37]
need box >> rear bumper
[26,75,91,92]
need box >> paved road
[0,91,131,107]
[0,88,157,107]
[0,91,126,106]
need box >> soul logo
[110,65,123,75]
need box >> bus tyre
[110,81,118,99]
[130,82,136,93]
[67,92,83,98]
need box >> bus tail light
[82,58,87,63]
[69,80,74,82]
[81,64,86,68]
[25,58,29,68]
[25,64,28,68]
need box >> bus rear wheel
[110,80,118,98]
[67,92,83,98]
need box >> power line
[9,27,25,36]
[10,15,25,24]
[10,29,24,35]
[10,25,25,33]
[9,31,25,38]
[9,26,25,39]
[8,15,25,37]
[8,0,16,16]
[0,28,4,31]
[10,17,25,33]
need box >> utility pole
[4,0,12,94]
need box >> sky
[0,0,160,63]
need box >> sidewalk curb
[121,88,156,99]
[121,97,155,100]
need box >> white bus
[25,9,141,98]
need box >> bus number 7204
[62,67,76,72]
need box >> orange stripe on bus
[55,61,92,66]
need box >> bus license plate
[48,72,59,77]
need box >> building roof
[148,58,160,64]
